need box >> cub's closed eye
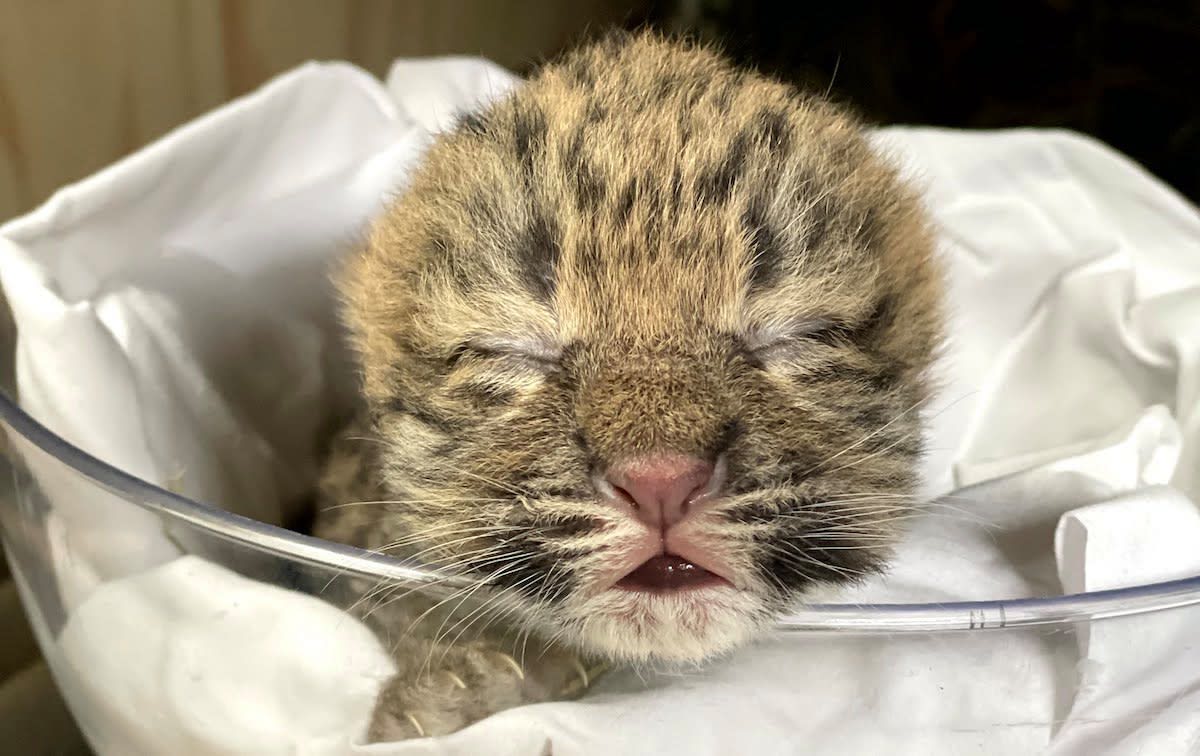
[742,319,845,363]
[449,337,562,372]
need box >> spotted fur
[316,30,943,740]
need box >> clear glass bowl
[3,386,1200,753]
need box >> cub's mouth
[616,554,730,593]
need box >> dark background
[654,0,1200,203]
[3,1,1196,221]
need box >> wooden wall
[0,0,650,222]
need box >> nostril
[592,471,640,511]
[610,483,637,508]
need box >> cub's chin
[560,583,772,665]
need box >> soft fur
[315,30,943,740]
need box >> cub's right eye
[447,337,562,373]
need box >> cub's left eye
[741,319,845,364]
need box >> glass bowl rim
[4,390,1199,634]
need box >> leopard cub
[316,29,942,740]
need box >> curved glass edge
[3,389,1200,632]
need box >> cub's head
[340,33,942,663]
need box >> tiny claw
[444,671,467,690]
[403,711,426,737]
[490,650,526,680]
[559,660,610,698]
[571,657,589,688]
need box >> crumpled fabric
[0,56,1197,755]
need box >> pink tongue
[617,555,722,593]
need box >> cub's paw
[368,643,605,741]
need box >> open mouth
[616,554,729,593]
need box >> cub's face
[341,34,942,663]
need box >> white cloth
[1,56,1199,755]
[56,557,395,756]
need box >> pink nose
[603,454,717,529]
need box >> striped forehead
[417,42,887,345]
